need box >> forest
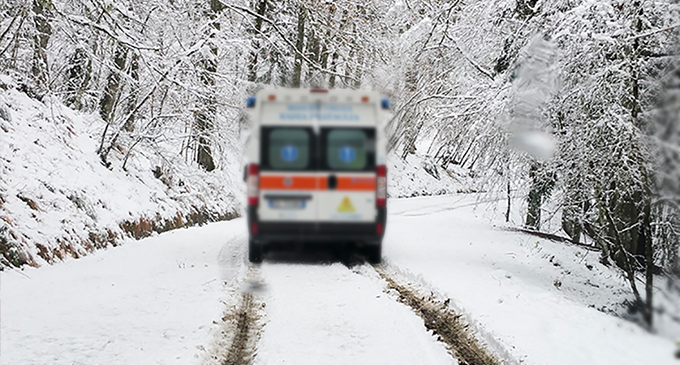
[1,0,679,329]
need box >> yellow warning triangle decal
[337,196,355,213]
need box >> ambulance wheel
[366,242,382,264]
[248,239,263,263]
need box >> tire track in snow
[212,234,266,365]
[221,266,265,365]
[254,256,457,363]
[369,264,503,365]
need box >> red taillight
[376,164,387,207]
[247,164,259,206]
[250,222,258,234]
[376,222,384,235]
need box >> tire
[248,238,263,263]
[366,242,382,264]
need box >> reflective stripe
[259,175,375,191]
[325,176,375,191]
[260,175,317,190]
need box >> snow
[387,153,476,198]
[1,222,240,365]
[2,0,678,362]
[2,195,678,365]
[384,195,679,365]
[0,78,239,267]
[255,263,454,364]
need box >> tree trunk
[320,3,336,88]
[328,52,339,88]
[195,107,216,172]
[343,47,354,88]
[191,1,223,172]
[64,47,91,110]
[123,52,139,132]
[629,1,654,328]
[31,0,52,90]
[353,25,364,89]
[247,0,267,84]
[292,5,306,88]
[99,43,127,125]
[306,31,321,88]
[525,162,555,230]
[506,180,511,223]
[194,40,218,172]
[98,42,128,162]
[642,199,654,328]
[400,120,422,159]
[562,181,585,244]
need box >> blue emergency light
[246,97,256,108]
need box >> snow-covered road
[253,263,454,364]
[2,196,677,365]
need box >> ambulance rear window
[322,128,375,171]
[262,128,313,170]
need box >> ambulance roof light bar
[249,91,389,109]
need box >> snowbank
[387,152,477,198]
[0,75,241,268]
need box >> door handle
[327,175,337,190]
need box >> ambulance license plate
[269,199,305,209]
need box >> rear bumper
[247,206,386,244]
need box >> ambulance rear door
[257,100,319,223]
[316,102,379,224]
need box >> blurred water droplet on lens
[510,131,556,161]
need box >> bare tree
[30,0,52,90]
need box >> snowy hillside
[0,75,241,267]
[387,153,477,198]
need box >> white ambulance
[244,88,389,263]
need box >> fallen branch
[502,226,601,251]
